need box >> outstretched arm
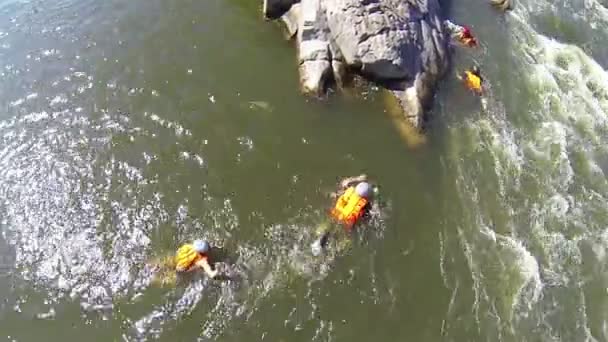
[195,258,218,278]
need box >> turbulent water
[0,0,608,340]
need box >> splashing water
[0,0,607,340]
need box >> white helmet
[355,182,372,198]
[193,239,210,253]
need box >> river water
[0,0,607,340]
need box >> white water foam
[445,1,608,338]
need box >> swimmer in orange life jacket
[311,175,375,255]
[458,65,484,96]
[457,26,478,48]
[174,239,218,278]
[444,20,478,48]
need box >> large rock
[280,3,301,38]
[328,0,448,128]
[297,0,332,95]
[268,0,449,129]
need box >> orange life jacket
[461,36,477,47]
[464,71,483,94]
[330,186,368,228]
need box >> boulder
[271,0,449,129]
[263,0,301,19]
[297,0,332,95]
[324,0,448,128]
[280,3,301,38]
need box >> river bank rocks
[264,0,449,131]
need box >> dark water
[1,0,608,341]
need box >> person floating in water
[458,65,484,96]
[311,174,376,255]
[444,20,478,48]
[149,239,230,286]
[175,239,218,278]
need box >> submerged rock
[490,0,513,11]
[263,0,449,131]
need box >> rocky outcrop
[297,0,332,95]
[264,0,300,19]
[264,0,449,130]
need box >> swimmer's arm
[195,258,218,278]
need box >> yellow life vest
[464,71,482,93]
[175,244,206,272]
[330,186,368,228]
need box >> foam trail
[441,0,608,338]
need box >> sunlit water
[0,0,607,340]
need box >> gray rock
[299,59,332,95]
[329,38,347,87]
[325,0,448,127]
[271,0,449,129]
[264,0,301,19]
[297,0,333,96]
[281,3,301,38]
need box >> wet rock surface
[264,0,450,130]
